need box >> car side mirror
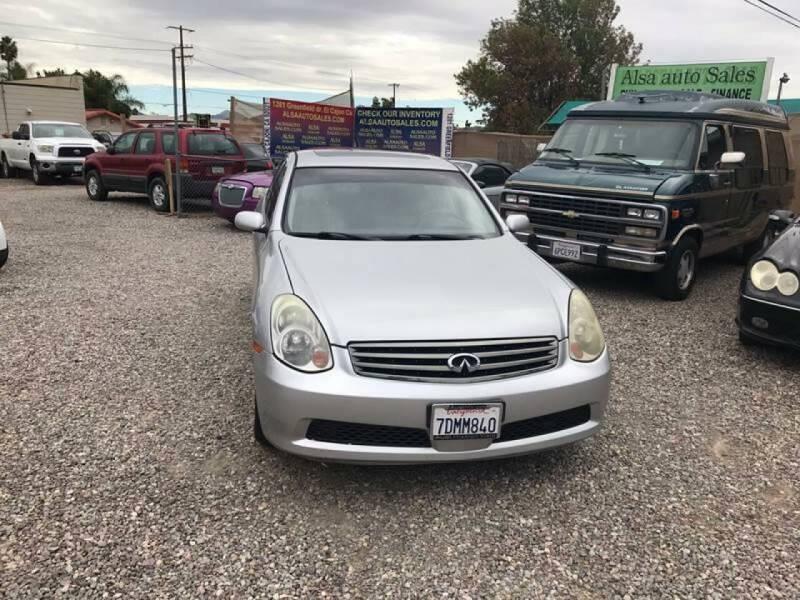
[719,151,745,168]
[235,210,267,233]
[505,214,530,233]
[769,210,795,234]
[536,142,546,153]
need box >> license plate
[211,166,225,175]
[552,241,581,261]
[73,166,82,173]
[431,404,502,440]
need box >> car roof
[294,148,458,170]
[570,91,790,130]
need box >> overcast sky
[1,0,799,119]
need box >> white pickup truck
[1,121,106,185]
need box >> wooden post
[165,158,175,214]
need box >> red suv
[83,127,246,211]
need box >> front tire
[254,395,272,447]
[85,170,108,201]
[31,161,49,186]
[1,154,16,178]
[654,236,699,301]
[148,176,169,212]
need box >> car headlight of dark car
[750,260,799,296]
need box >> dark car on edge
[737,210,799,350]
[499,92,795,300]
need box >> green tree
[81,70,144,117]
[371,96,394,108]
[0,35,18,79]
[456,0,641,132]
[36,68,67,78]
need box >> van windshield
[542,119,699,170]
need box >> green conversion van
[499,92,795,300]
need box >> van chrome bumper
[521,232,667,273]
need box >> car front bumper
[254,342,611,464]
[37,157,85,175]
[521,232,666,273]
[737,294,800,351]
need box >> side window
[765,131,788,186]
[731,127,764,188]
[698,125,726,170]
[264,162,286,220]
[113,132,137,154]
[472,165,510,187]
[18,123,29,136]
[161,133,175,155]
[134,132,156,154]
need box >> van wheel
[254,395,272,447]
[654,237,699,301]
[85,170,108,201]
[148,176,169,212]
[31,161,49,185]
[1,154,16,178]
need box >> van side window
[731,127,764,188]
[698,125,726,170]
[765,131,788,186]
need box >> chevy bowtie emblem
[562,210,579,219]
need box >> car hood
[220,171,274,187]
[278,235,569,345]
[35,137,100,147]
[760,220,800,274]
[507,162,674,196]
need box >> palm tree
[81,70,144,117]
[0,36,19,79]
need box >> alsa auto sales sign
[608,59,774,102]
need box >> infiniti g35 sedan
[235,148,610,463]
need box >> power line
[754,0,800,23]
[191,56,339,92]
[0,20,173,46]
[744,0,800,28]
[9,36,171,52]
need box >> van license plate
[431,404,502,440]
[211,166,225,175]
[552,241,581,261]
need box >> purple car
[212,170,274,222]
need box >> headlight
[626,207,642,218]
[252,186,269,200]
[777,271,799,296]
[624,226,658,238]
[568,289,605,362]
[517,195,530,205]
[504,194,517,203]
[38,145,54,153]
[94,145,106,153]
[750,260,779,291]
[270,294,332,372]
[643,209,661,221]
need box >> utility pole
[388,82,400,108]
[167,25,194,121]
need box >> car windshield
[543,119,700,169]
[284,167,501,240]
[33,123,92,138]
[186,133,240,156]
[242,143,267,159]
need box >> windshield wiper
[389,233,487,240]
[539,147,580,165]
[292,231,380,240]
[591,152,651,172]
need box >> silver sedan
[235,148,610,464]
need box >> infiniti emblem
[447,353,481,375]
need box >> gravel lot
[1,178,798,599]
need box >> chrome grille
[218,184,247,207]
[57,146,94,157]
[348,337,559,383]
[525,192,625,217]
[531,212,624,236]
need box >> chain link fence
[171,155,248,213]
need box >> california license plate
[431,404,502,440]
[552,240,581,261]
[211,166,225,175]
